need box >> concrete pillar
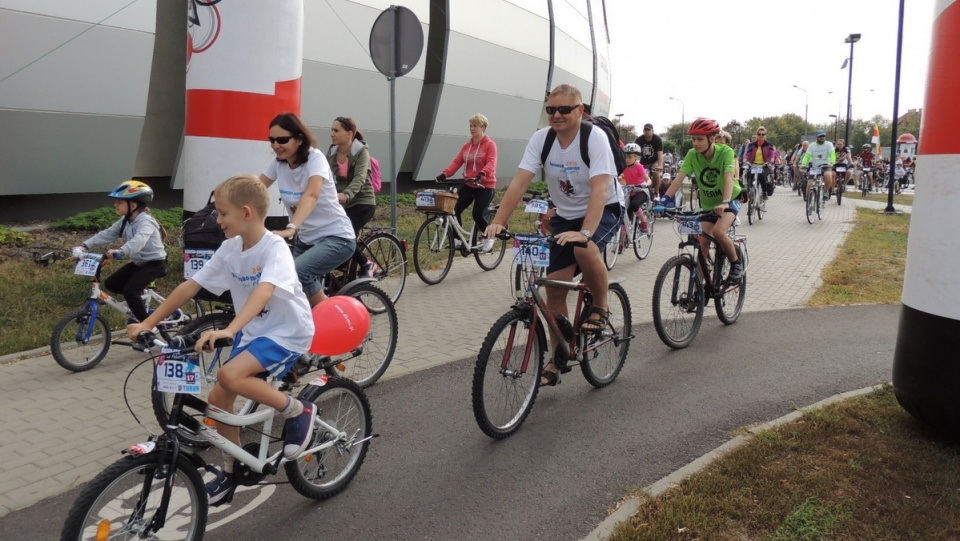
[892,0,960,435]
[180,0,303,213]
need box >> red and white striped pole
[180,0,303,214]
[893,0,960,435]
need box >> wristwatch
[286,222,299,231]
[721,199,731,204]
[579,228,591,238]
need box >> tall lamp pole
[828,114,839,140]
[793,84,808,140]
[844,33,862,145]
[614,113,624,141]
[668,96,684,147]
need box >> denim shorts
[547,203,623,274]
[227,333,302,379]
[291,236,356,296]
[701,199,742,223]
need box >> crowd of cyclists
[68,84,920,510]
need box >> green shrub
[52,207,183,231]
[0,225,33,247]
[376,194,416,207]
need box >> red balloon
[309,296,371,355]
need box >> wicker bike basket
[415,190,458,213]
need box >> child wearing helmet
[621,143,652,232]
[74,180,168,323]
[658,118,745,282]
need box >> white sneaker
[481,238,495,253]
[453,239,462,250]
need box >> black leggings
[626,188,649,216]
[104,259,167,322]
[454,185,495,234]
[345,204,377,266]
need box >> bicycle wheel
[472,308,546,439]
[805,189,816,224]
[580,282,631,388]
[51,308,111,372]
[155,298,206,343]
[652,255,704,349]
[816,187,823,220]
[757,191,765,221]
[413,215,454,285]
[325,284,397,388]
[473,212,507,271]
[61,452,207,541]
[747,186,756,225]
[152,312,236,449]
[633,214,654,260]
[714,248,747,325]
[603,227,620,270]
[361,231,407,305]
[512,261,545,300]
[286,376,372,500]
[837,182,844,205]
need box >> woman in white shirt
[259,112,356,306]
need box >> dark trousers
[104,259,167,322]
[454,185,495,235]
[345,204,376,266]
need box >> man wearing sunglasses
[800,130,837,202]
[486,84,623,387]
[742,127,777,200]
[634,123,664,197]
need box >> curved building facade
[0,0,612,217]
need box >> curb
[582,383,888,541]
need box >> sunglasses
[545,104,581,115]
[757,133,766,136]
[268,136,295,145]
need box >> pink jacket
[442,135,498,188]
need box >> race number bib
[154,348,203,395]
[74,253,102,276]
[512,235,550,267]
[751,166,765,174]
[677,217,702,236]
[809,167,822,176]
[524,199,549,214]
[183,249,215,280]
[415,192,436,207]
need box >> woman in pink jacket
[435,113,498,252]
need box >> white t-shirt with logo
[192,232,314,353]
[262,148,355,245]
[518,125,622,220]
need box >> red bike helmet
[688,118,721,136]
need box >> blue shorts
[227,332,302,379]
[701,199,742,223]
[547,203,623,274]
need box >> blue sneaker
[283,399,316,459]
[205,470,237,507]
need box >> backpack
[368,156,383,192]
[182,192,226,250]
[539,116,627,177]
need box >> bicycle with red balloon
[61,296,376,540]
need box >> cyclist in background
[327,116,379,278]
[800,131,837,201]
[436,113,499,253]
[74,181,167,324]
[833,139,853,193]
[743,127,777,199]
[858,144,876,191]
[658,118,744,283]
[634,123,664,197]
[622,143,652,233]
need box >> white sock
[279,396,303,419]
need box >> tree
[618,123,639,144]
[663,140,677,154]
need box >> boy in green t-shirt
[657,118,744,282]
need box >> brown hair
[333,116,365,142]
[215,174,270,218]
[269,112,317,166]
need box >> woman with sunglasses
[327,116,379,278]
[259,112,356,307]
[435,113,499,252]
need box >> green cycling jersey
[679,143,741,210]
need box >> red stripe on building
[920,1,960,155]
[185,78,301,141]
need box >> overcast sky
[603,0,936,135]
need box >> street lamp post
[614,113,624,141]
[668,96,684,147]
[828,114,839,140]
[793,84,808,141]
[844,33,862,145]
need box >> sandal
[553,348,572,374]
[580,307,610,335]
[540,363,561,386]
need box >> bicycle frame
[668,211,747,300]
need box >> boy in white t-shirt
[128,175,316,506]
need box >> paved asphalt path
[2,304,897,540]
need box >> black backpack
[182,192,225,250]
[539,116,627,177]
